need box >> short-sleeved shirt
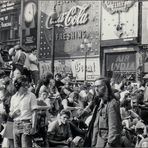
[48,120,72,141]
[10,91,38,121]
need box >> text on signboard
[46,4,90,28]
[110,55,135,71]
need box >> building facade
[0,0,20,53]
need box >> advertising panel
[106,52,136,72]
[39,57,100,81]
[102,1,138,40]
[38,1,100,60]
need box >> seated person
[47,109,73,147]
[48,79,62,113]
[37,90,50,110]
[62,92,81,117]
[60,82,73,100]
[135,121,147,148]
[120,99,140,128]
[35,90,50,147]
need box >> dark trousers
[30,70,39,85]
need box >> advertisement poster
[39,58,100,81]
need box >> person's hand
[67,137,73,143]
[75,107,81,110]
[10,109,21,118]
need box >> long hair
[95,77,115,101]
[14,75,28,91]
[35,72,53,97]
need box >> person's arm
[48,121,69,145]
[0,53,4,65]
[31,110,37,134]
[37,105,50,110]
[30,59,38,65]
[29,54,38,65]
[62,99,78,111]
[107,100,122,146]
[30,93,38,134]
[63,88,71,96]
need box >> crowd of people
[0,45,148,147]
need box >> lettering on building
[103,1,136,14]
[75,61,96,73]
[45,4,90,29]
[110,55,135,71]
[0,2,15,12]
[55,30,87,41]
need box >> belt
[14,119,31,124]
[99,128,108,131]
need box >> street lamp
[50,5,58,76]
[80,38,92,81]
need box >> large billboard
[37,1,101,60]
[102,1,138,40]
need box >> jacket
[84,98,122,147]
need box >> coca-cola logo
[103,1,136,14]
[45,4,90,29]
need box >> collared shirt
[10,91,38,121]
[48,119,72,141]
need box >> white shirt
[10,91,38,121]
[29,53,38,71]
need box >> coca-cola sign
[103,1,136,14]
[45,4,90,29]
[38,1,100,59]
